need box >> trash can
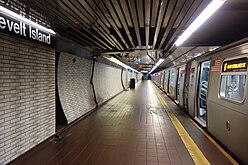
[130,78,135,89]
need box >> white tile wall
[0,33,55,165]
[0,33,141,165]
[57,53,95,124]
[94,62,123,104]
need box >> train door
[167,70,171,94]
[188,61,198,118]
[169,68,176,99]
[178,65,186,108]
[164,70,168,92]
[183,62,191,112]
[196,60,210,124]
[156,72,161,86]
[175,68,181,104]
[160,72,164,88]
[162,70,166,90]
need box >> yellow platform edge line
[152,84,238,165]
[152,84,210,165]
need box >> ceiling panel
[2,0,247,72]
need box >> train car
[152,38,248,164]
[154,65,186,108]
[207,43,248,164]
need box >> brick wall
[0,32,141,164]
[0,33,55,165]
[57,54,130,123]
[94,62,123,104]
[57,53,95,124]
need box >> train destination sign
[0,10,54,45]
[222,57,247,72]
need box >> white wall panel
[57,53,95,124]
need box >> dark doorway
[175,68,181,104]
[167,70,171,94]
[55,51,68,132]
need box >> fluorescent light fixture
[149,59,164,74]
[104,56,142,74]
[175,0,226,47]
[194,53,202,58]
[0,6,56,34]
[209,46,219,51]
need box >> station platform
[9,81,235,165]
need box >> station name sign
[222,57,247,72]
[0,12,54,45]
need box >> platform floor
[9,81,233,165]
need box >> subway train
[152,38,248,164]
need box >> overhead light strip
[175,0,226,47]
[0,6,56,34]
[149,59,164,74]
[104,57,142,74]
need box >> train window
[220,75,246,102]
[219,56,247,103]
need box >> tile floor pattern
[9,81,232,165]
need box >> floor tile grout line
[153,82,238,165]
[151,82,210,165]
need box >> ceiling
[1,0,248,72]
